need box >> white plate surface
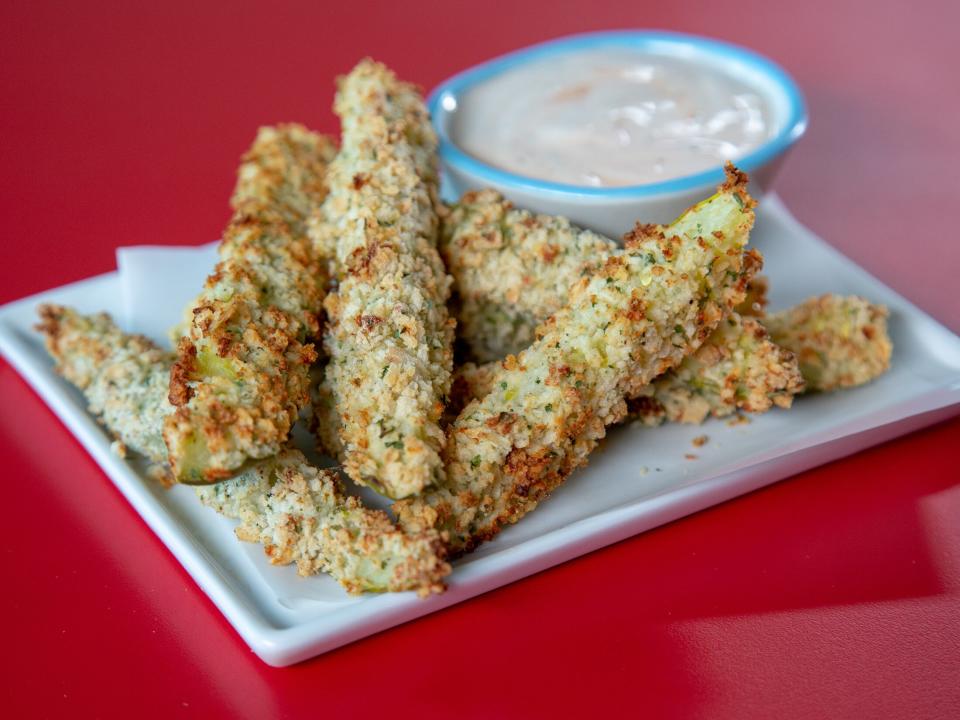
[1,196,959,666]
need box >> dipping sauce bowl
[430,31,807,238]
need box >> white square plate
[2,196,959,666]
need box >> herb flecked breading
[309,59,454,499]
[441,183,801,424]
[441,188,613,363]
[38,304,449,595]
[165,125,336,484]
[195,454,449,595]
[449,311,805,427]
[628,312,804,425]
[763,294,892,391]
[395,170,762,556]
[37,304,175,463]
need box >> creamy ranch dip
[451,48,777,187]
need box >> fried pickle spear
[441,187,801,424]
[37,304,449,595]
[194,456,449,595]
[37,305,174,462]
[165,125,336,485]
[396,171,760,555]
[309,60,453,499]
[441,189,613,363]
[627,312,803,425]
[449,313,804,427]
[762,294,891,391]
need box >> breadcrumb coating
[396,170,761,555]
[763,294,892,391]
[230,124,336,233]
[37,305,448,595]
[309,59,453,499]
[441,188,612,363]
[165,125,336,484]
[311,364,345,460]
[449,312,805,427]
[628,313,804,425]
[441,191,799,424]
[37,304,174,463]
[194,452,449,595]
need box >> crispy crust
[308,59,453,499]
[194,451,450,595]
[37,304,175,464]
[449,311,804,427]
[629,312,804,425]
[396,178,759,556]
[440,177,796,426]
[440,189,613,363]
[165,126,336,484]
[36,305,449,595]
[763,294,892,391]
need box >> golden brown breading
[763,294,892,391]
[194,452,449,596]
[37,304,174,464]
[628,312,804,425]
[36,304,449,595]
[450,313,805,427]
[440,188,612,363]
[309,59,453,499]
[396,170,760,556]
[165,126,336,484]
[440,189,799,424]
[231,124,335,232]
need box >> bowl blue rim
[428,30,808,199]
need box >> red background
[2,1,959,717]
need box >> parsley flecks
[470,455,481,468]
[545,403,553,411]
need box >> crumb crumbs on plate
[727,413,751,426]
[692,434,709,448]
[685,453,698,460]
[638,465,649,476]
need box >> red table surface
[2,1,959,717]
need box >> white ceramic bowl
[429,31,808,238]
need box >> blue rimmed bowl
[429,31,808,238]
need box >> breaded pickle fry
[195,454,449,595]
[449,313,804,427]
[37,305,449,595]
[628,313,804,425]
[37,305,174,462]
[442,190,798,424]
[443,190,780,363]
[396,171,760,555]
[231,124,335,231]
[441,189,613,363]
[762,294,891,391]
[310,59,453,499]
[165,126,336,484]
